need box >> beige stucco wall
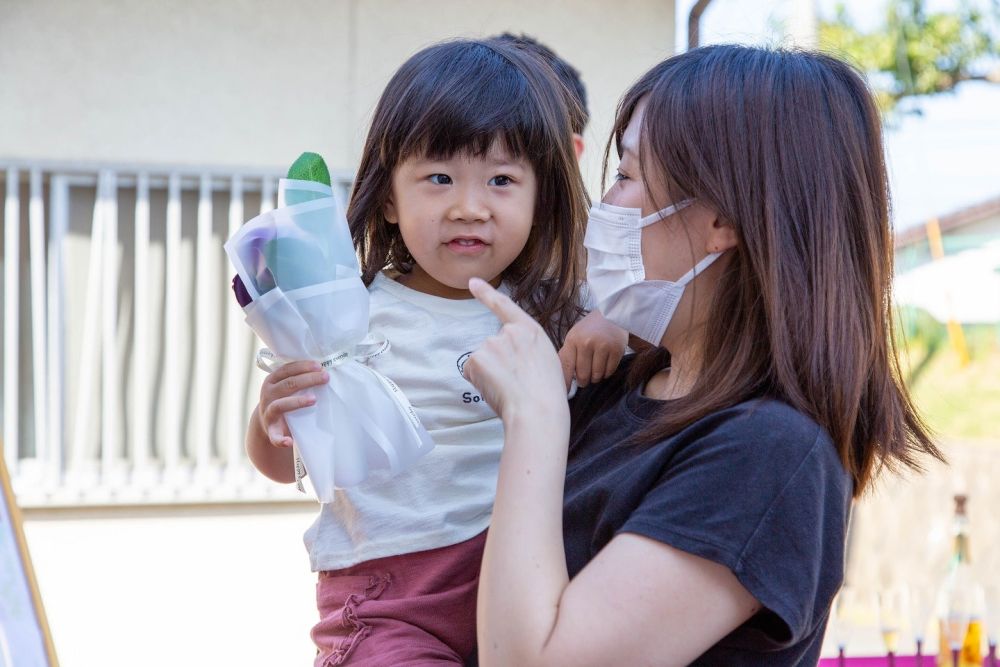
[1,0,676,193]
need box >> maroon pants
[311,531,487,666]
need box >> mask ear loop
[674,251,725,287]
[638,199,694,227]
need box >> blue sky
[674,0,1000,230]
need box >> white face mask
[584,200,724,345]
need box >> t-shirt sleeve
[618,402,852,648]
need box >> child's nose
[447,186,490,223]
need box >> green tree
[819,0,1000,113]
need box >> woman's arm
[464,279,760,667]
[495,532,760,667]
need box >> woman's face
[602,100,717,288]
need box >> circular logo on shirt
[456,352,473,378]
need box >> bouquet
[225,153,434,501]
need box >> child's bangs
[387,42,554,165]
[403,126,530,165]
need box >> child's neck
[396,266,502,300]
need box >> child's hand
[557,311,628,389]
[257,361,329,448]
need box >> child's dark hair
[348,39,589,343]
[491,32,589,135]
[607,45,942,496]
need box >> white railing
[1,160,352,507]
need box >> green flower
[287,151,331,185]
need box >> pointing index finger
[468,277,532,325]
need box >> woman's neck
[644,340,702,401]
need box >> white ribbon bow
[255,333,424,494]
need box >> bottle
[937,494,984,667]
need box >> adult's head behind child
[489,32,589,158]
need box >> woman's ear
[383,196,399,225]
[706,216,738,253]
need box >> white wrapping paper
[224,179,434,501]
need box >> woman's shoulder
[710,398,829,446]
[687,398,840,468]
[676,398,851,507]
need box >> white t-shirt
[304,272,506,571]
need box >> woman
[462,45,942,666]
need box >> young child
[244,39,626,666]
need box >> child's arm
[246,360,329,484]
[557,310,629,389]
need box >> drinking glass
[908,583,936,666]
[831,586,875,666]
[985,583,1000,667]
[940,584,972,667]
[879,586,909,667]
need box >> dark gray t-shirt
[563,358,852,665]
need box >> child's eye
[489,175,512,187]
[429,174,452,185]
[614,171,630,182]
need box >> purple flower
[232,274,253,308]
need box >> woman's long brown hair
[348,39,589,344]
[607,45,942,496]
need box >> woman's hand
[462,278,568,422]
[257,360,329,448]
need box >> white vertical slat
[28,170,48,468]
[71,173,105,479]
[132,173,151,476]
[194,174,213,479]
[163,173,182,475]
[101,170,120,484]
[3,168,20,473]
[225,175,245,471]
[5,164,303,504]
[47,175,67,484]
[260,177,275,214]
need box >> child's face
[384,143,536,299]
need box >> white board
[0,450,58,667]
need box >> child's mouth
[447,238,488,255]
